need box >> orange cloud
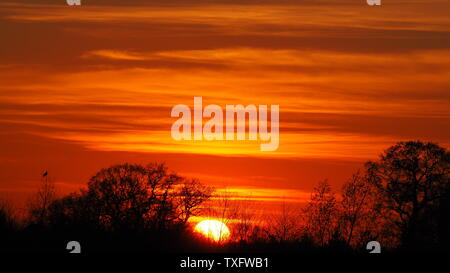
[1,0,450,211]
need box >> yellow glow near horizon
[194,220,231,242]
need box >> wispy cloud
[1,0,450,204]
[83,50,153,61]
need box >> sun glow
[194,220,231,242]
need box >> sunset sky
[1,0,449,210]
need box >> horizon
[0,1,450,258]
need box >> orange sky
[1,0,450,210]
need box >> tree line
[0,141,449,252]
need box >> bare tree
[177,179,213,224]
[232,198,264,243]
[28,172,55,225]
[302,180,338,246]
[202,189,265,243]
[216,190,238,243]
[201,189,241,243]
[339,171,385,247]
[265,200,300,243]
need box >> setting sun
[194,220,231,242]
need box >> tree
[177,179,213,224]
[46,193,97,231]
[205,189,240,244]
[339,171,386,247]
[28,173,55,225]
[85,163,182,231]
[233,199,263,243]
[365,141,450,248]
[45,163,212,233]
[265,201,300,243]
[303,180,338,246]
[340,171,370,246]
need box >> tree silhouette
[85,163,190,231]
[365,141,450,248]
[27,173,55,226]
[43,163,212,237]
[46,193,96,231]
[2,142,449,253]
[339,171,389,247]
[177,179,213,224]
[233,199,263,243]
[266,201,300,243]
[340,171,371,246]
[303,180,338,246]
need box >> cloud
[1,43,450,158]
[83,50,152,61]
[1,0,450,206]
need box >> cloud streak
[1,0,449,204]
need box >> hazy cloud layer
[1,0,449,202]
